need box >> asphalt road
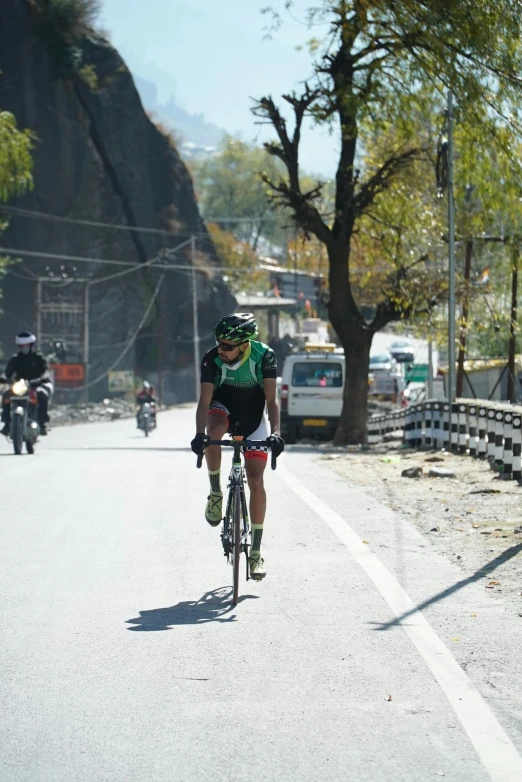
[1,406,521,782]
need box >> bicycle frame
[197,438,276,606]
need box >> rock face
[0,0,235,401]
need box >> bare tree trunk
[328,240,373,444]
[333,326,373,444]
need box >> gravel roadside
[317,440,522,617]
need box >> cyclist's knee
[207,412,227,438]
[247,472,265,492]
[208,421,227,438]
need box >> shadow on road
[371,542,522,631]
[126,586,259,630]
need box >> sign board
[50,363,85,388]
[108,370,134,393]
[405,363,429,383]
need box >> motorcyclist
[136,381,157,428]
[1,331,53,436]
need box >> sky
[98,0,339,175]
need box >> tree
[0,110,34,202]
[0,108,34,321]
[190,136,292,252]
[207,222,268,293]
[253,0,522,443]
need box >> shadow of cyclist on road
[126,586,259,630]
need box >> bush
[28,0,100,40]
[78,63,98,89]
[27,0,100,71]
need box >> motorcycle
[137,402,156,437]
[2,378,40,455]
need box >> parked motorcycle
[137,402,156,437]
[2,378,40,455]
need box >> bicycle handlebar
[196,438,279,470]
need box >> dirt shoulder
[318,440,522,616]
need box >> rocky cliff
[0,0,235,401]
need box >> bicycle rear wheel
[232,484,241,606]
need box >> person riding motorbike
[136,381,157,428]
[1,332,53,436]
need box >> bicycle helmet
[15,331,36,346]
[214,313,258,343]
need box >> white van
[279,345,344,443]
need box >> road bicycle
[197,437,277,606]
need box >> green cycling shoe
[205,492,223,526]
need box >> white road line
[278,463,522,782]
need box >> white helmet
[15,331,36,346]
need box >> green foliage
[0,111,34,202]
[207,223,267,293]
[254,1,522,332]
[190,136,293,251]
[255,1,522,440]
[0,109,33,315]
[78,63,98,90]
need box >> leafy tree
[0,110,34,202]
[190,136,292,252]
[207,222,268,293]
[254,0,522,443]
[0,109,34,315]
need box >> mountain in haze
[134,75,227,151]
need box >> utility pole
[158,285,164,405]
[428,334,434,398]
[507,241,519,402]
[83,281,90,404]
[447,89,457,402]
[191,236,200,401]
[456,240,473,397]
[35,279,42,341]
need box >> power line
[90,329,216,351]
[2,243,443,278]
[0,202,282,232]
[0,242,206,273]
[0,204,210,239]
[69,275,165,391]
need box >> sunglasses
[216,341,243,352]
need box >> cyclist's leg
[244,413,269,577]
[204,403,229,526]
[206,402,229,472]
[245,454,267,526]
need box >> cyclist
[191,313,284,580]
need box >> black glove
[191,432,209,456]
[268,434,285,458]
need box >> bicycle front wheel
[232,484,241,607]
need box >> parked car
[389,339,415,363]
[280,346,344,443]
[369,353,397,373]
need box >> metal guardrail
[368,399,522,481]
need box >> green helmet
[214,313,258,343]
